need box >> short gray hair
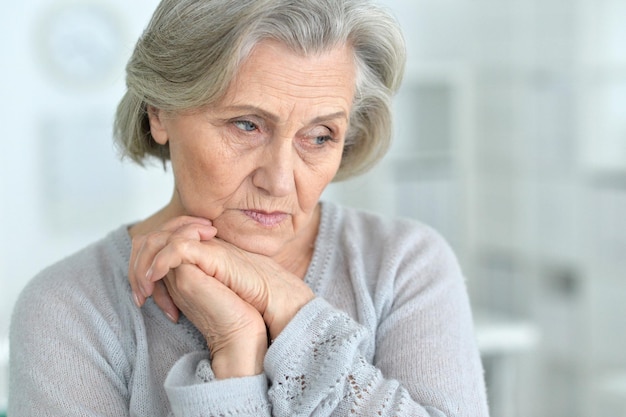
[114,0,405,181]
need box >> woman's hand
[163,264,267,378]
[129,216,218,323]
[129,216,315,340]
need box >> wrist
[267,288,315,341]
[210,333,267,379]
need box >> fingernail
[146,267,153,281]
[138,283,147,298]
[165,312,177,323]
[132,291,141,308]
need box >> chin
[211,210,304,257]
[228,235,286,257]
[214,224,287,254]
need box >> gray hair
[114,0,405,181]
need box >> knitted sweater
[9,201,489,416]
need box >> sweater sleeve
[262,223,489,416]
[162,299,425,417]
[264,298,447,416]
[8,275,132,417]
[373,227,488,416]
[164,351,272,416]
[159,222,487,417]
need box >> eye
[313,135,333,145]
[305,125,337,148]
[233,120,257,132]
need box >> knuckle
[180,223,203,238]
[143,231,167,249]
[170,238,192,254]
[130,236,143,250]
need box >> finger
[150,240,254,304]
[130,232,169,305]
[159,215,213,233]
[140,223,217,280]
[130,215,213,280]
[129,234,148,306]
[146,239,212,283]
[131,222,217,305]
[163,264,240,318]
[153,280,180,323]
[131,215,214,285]
[163,264,268,358]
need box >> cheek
[170,145,245,206]
[297,161,341,208]
[170,137,233,185]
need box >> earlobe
[147,105,169,145]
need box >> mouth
[241,209,289,227]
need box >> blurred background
[1,0,625,415]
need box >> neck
[128,201,181,238]
[273,212,319,279]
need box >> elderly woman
[9,0,488,416]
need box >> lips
[242,210,289,227]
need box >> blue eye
[314,135,332,145]
[233,120,257,132]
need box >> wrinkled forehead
[218,40,357,113]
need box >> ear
[147,105,169,145]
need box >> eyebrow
[222,105,348,125]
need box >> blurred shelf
[474,310,540,356]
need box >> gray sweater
[9,201,488,416]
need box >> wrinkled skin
[128,41,356,378]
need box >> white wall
[0,2,168,407]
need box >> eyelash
[312,135,335,146]
[231,118,337,147]
[233,120,258,132]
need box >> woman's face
[148,40,356,257]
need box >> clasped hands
[128,216,315,378]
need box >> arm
[262,224,488,416]
[144,262,273,416]
[131,219,488,416]
[373,232,487,416]
[265,283,486,417]
[8,274,131,416]
[128,218,309,416]
[164,351,271,416]
[265,298,422,416]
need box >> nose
[251,138,296,197]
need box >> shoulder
[9,227,137,410]
[322,200,458,269]
[11,225,133,335]
[319,201,464,302]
